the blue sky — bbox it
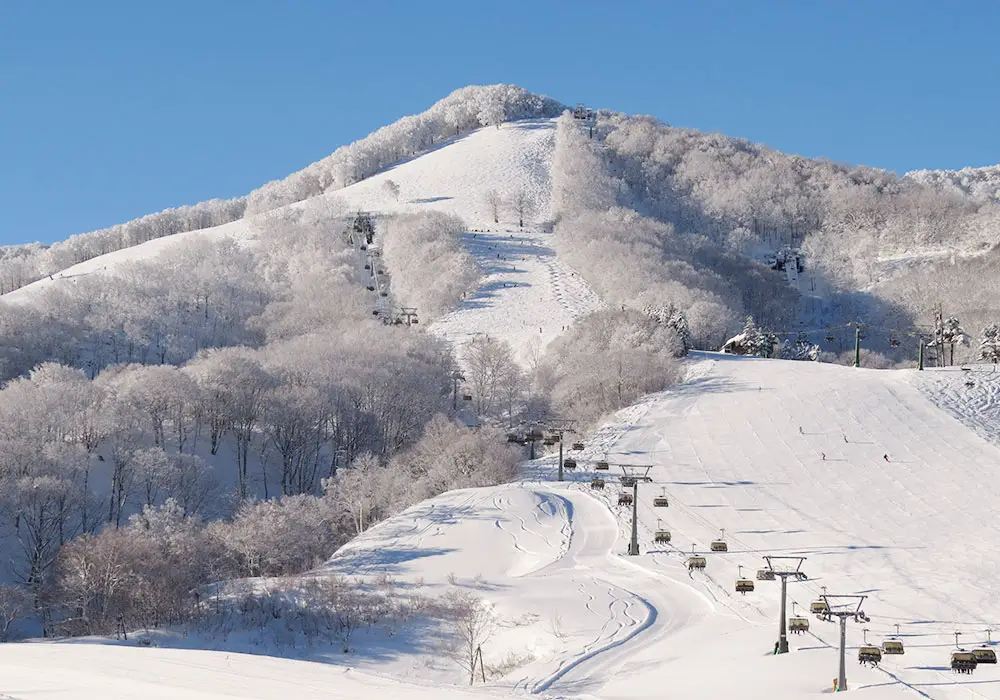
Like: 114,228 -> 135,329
2,0 -> 999,246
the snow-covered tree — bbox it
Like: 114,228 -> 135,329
980,323 -> 1000,363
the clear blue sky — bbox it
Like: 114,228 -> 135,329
2,0 -> 999,246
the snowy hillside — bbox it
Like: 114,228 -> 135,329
15,355 -> 1000,698
907,164 -> 1000,201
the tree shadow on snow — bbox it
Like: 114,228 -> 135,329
322,545 -> 458,574
410,196 -> 454,204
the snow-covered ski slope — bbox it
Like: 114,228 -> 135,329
304,355 -> 1000,700
2,117 -> 603,363
13,356 -> 1000,699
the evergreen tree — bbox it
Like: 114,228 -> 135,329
980,324 -> 1000,363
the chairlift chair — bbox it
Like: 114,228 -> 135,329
825,333 -> 836,343
653,487 -> 668,507
710,529 -> 728,552
526,428 -> 544,441
506,433 -> 522,444
686,547 -> 707,571
590,477 -> 605,490
462,394 -> 473,401
973,647 -> 997,664
882,639 -> 905,655
542,437 -> 556,446
411,318 -> 419,324
621,476 -> 636,488
366,285 -> 375,292
810,599 -> 830,615
550,433 -> 561,443
756,568 -> 776,581
618,491 -> 633,506
735,565 -> 754,594
595,460 -> 610,471
572,442 -> 584,451
654,519 -> 671,543
789,617 -> 810,633
563,458 -> 577,470
889,334 -> 900,347
858,645 -> 882,666
364,263 -> 370,270
952,650 -> 978,674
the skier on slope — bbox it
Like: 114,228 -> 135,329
883,454 -> 889,462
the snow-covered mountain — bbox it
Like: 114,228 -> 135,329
6,85 -> 1000,700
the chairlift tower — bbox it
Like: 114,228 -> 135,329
399,307 -> 418,327
763,556 -> 808,654
451,370 -> 466,411
616,465 -> 653,555
818,594 -> 869,692
545,419 -> 576,481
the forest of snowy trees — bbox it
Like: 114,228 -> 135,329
551,111 -> 1000,363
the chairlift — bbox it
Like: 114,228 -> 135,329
549,433 -> 561,443
506,433 -> 522,444
810,599 -> 830,615
756,568 -> 776,581
789,617 -> 810,633
889,333 -> 900,347
366,285 -> 375,292
825,332 -> 836,343
687,545 -> 706,571
526,428 -> 544,440
563,458 -> 577,470
858,645 -> 882,666
364,263 -> 371,270
462,394 -> 473,401
542,437 -> 556,446
883,639 -> 905,655
973,647 -> 997,664
380,290 -> 389,297
735,565 -> 754,595
590,477 -> 605,490
710,529 -> 728,553
952,650 -> 978,674
411,318 -> 419,325
572,442 -> 584,451
882,623 -> 904,655
653,488 -> 669,508
621,476 -> 636,488
595,460 -> 610,471
654,519 -> 671,543
618,491 -> 633,506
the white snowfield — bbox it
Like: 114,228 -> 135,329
9,355 -> 1000,698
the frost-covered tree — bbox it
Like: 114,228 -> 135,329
486,190 -> 501,224
980,323 -> 1000,363
780,333 -> 820,361
381,212 -> 478,319
382,179 -> 401,201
